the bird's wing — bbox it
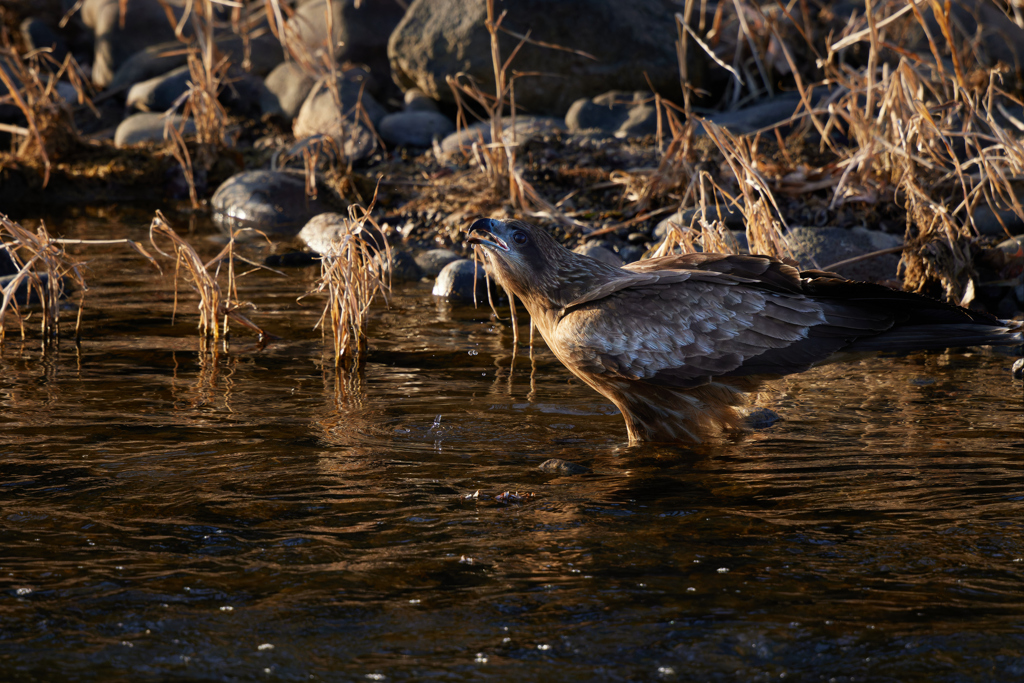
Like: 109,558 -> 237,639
552,266 -> 892,389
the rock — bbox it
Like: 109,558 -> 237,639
262,61 -> 316,121
107,34 -> 283,94
784,226 -> 902,282
297,213 -> 388,254
574,243 -> 622,268
287,0 -> 406,95
263,251 -> 319,268
432,259 -> 489,302
383,250 -> 424,282
415,248 -> 460,277
403,88 -> 440,112
379,110 -> 454,147
1,246 -> 17,276
389,0 -> 712,116
920,0 -> 1024,80
439,115 -> 565,155
212,171 -> 333,236
739,407 -> 782,430
618,245 -> 645,263
114,112 -> 194,147
971,206 -> 1024,237
293,70 -> 387,162
565,91 -> 658,138
654,206 -> 745,240
699,93 -> 804,136
1013,357 -> 1023,381
82,0 -> 186,88
126,65 -> 190,112
126,63 -> 268,115
0,273 -> 58,306
538,458 -> 591,475
20,18 -> 69,66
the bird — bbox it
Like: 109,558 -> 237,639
467,218 -> 1024,445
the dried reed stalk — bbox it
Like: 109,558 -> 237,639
307,197 -> 392,365
0,216 -> 86,344
149,211 -> 265,340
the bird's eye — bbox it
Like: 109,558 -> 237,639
512,231 -> 528,245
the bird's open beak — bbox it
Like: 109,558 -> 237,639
466,219 -> 510,252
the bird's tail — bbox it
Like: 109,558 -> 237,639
844,319 -> 1023,353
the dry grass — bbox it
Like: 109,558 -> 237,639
149,210 -> 266,341
304,188 -> 392,365
0,29 -> 95,185
0,215 -> 85,343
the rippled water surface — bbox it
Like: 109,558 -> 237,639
2,209 -> 1023,682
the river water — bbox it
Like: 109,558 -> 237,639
2,208 -> 1023,681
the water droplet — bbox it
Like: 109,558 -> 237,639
474,653 -> 488,664
468,349 -> 478,356
15,588 -> 32,596
220,606 -> 234,612
717,567 -> 729,573
257,643 -> 274,651
537,644 -> 551,651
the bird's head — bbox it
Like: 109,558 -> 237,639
466,218 -> 621,309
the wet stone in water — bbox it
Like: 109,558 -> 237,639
211,171 -> 333,237
432,259 -> 489,303
537,458 -> 591,475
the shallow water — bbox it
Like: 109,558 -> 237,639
2,208 -> 1023,682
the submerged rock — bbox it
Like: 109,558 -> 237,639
739,407 -> 782,430
211,171 -> 332,237
538,458 -> 591,475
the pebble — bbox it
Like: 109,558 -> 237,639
565,90 -> 658,138
439,116 -> 565,155
262,61 -> 316,122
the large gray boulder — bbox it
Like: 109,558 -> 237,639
287,0 -> 407,94
388,0 -> 711,116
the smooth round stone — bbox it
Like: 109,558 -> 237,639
262,61 -> 316,121
432,259 -> 489,302
414,248 -> 460,277
439,116 -> 565,155
785,226 -> 902,282
379,110 -> 454,147
297,213 -> 386,254
403,88 -> 439,112
126,65 -> 189,112
619,245 -> 645,263
114,112 -> 194,147
1013,358 -> 1023,381
383,250 -> 424,282
211,171 -> 332,237
574,243 -> 622,267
